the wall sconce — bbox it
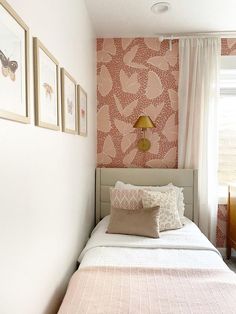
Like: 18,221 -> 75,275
133,115 -> 156,152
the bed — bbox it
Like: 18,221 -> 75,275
58,168 -> 236,314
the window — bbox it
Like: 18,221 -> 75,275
219,56 -> 236,187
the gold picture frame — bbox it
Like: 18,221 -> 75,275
61,68 -> 77,134
33,37 -> 60,130
0,0 -> 30,123
77,85 -> 87,136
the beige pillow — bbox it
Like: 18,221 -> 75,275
142,190 -> 182,232
107,206 -> 160,238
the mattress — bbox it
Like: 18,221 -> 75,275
58,216 -> 236,314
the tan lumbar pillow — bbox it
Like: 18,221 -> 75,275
106,206 -> 160,238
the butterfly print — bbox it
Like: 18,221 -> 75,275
123,45 -> 147,69
97,65 -> 112,96
97,39 -> 116,63
147,56 -> 169,71
0,50 -> 18,81
121,133 -> 137,153
67,98 -> 73,115
222,39 -> 236,55
123,148 -> 138,167
114,95 -> 138,117
43,83 -> 53,100
145,129 -> 160,155
142,103 -> 165,121
97,135 -> 116,165
144,38 -> 161,51
146,147 -> 177,168
121,38 -> 133,50
162,113 -> 177,142
168,89 -> 178,111
145,71 -> 163,99
120,70 -> 140,94
97,105 -> 111,133
146,44 -> 178,71
114,119 -> 133,135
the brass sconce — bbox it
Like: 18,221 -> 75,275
133,115 -> 156,152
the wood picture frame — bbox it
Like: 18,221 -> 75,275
0,0 -> 30,123
33,38 -> 60,130
77,85 -> 87,136
61,68 -> 77,134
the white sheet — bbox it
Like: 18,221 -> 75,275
78,216 -> 226,270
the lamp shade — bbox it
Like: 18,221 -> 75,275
133,115 -> 156,129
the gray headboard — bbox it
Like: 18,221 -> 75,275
96,168 -> 199,225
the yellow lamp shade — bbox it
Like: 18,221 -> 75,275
133,115 -> 156,129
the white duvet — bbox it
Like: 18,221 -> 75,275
79,216 -> 227,270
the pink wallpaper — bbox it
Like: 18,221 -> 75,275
216,204 -> 227,248
222,38 -> 236,55
97,38 -> 179,168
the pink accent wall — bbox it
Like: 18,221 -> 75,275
222,38 -> 236,55
97,38 -> 178,168
97,37 -> 236,247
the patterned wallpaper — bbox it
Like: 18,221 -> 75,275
221,38 -> 236,55
97,37 -> 236,248
97,38 -> 179,168
216,204 -> 227,248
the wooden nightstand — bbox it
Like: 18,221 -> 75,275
227,186 -> 236,259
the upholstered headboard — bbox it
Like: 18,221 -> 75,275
96,168 -> 199,225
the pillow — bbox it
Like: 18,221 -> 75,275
106,206 -> 160,238
165,183 -> 184,218
115,181 -> 185,219
142,190 -> 182,231
110,188 -> 143,210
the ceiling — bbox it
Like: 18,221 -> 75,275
85,0 -> 236,38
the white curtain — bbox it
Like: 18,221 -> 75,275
178,38 -> 221,244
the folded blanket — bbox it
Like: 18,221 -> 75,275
58,266 -> 236,314
78,216 -> 220,262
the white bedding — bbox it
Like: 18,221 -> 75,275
78,216 -> 227,270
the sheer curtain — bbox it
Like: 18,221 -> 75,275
178,38 -> 221,244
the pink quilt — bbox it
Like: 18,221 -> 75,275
58,266 -> 236,314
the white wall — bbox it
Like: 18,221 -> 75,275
0,1 -> 96,313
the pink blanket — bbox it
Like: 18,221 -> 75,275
58,266 -> 236,314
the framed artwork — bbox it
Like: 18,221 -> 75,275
61,68 -> 77,134
77,85 -> 87,136
33,38 -> 60,130
0,0 -> 30,123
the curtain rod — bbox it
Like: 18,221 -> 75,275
156,31 -> 236,41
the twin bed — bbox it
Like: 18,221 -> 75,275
59,168 -> 236,314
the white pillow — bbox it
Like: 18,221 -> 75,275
115,181 -> 185,219
142,190 -> 182,231
167,183 -> 185,219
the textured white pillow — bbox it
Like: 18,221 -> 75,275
167,183 -> 185,219
115,181 -> 185,219
142,190 -> 182,231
